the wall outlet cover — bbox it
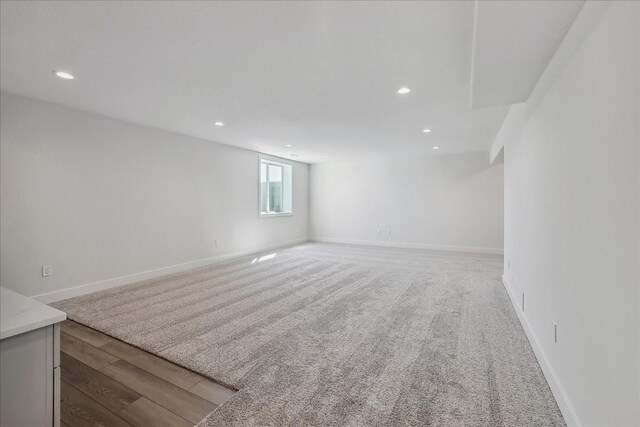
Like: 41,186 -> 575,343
42,265 -> 52,277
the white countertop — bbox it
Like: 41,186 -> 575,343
0,287 -> 66,340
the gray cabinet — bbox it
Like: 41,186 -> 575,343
0,287 -> 66,427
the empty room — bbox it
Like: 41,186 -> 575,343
0,1 -> 638,426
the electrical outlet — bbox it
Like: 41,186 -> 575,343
42,265 -> 52,277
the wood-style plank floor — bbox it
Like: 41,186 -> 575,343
60,320 -> 236,427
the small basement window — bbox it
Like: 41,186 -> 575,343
260,158 -> 293,216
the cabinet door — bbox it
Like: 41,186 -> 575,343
53,366 -> 61,427
0,325 -> 54,427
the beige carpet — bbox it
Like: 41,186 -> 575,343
53,242 -> 564,426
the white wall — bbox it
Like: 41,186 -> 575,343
310,152 -> 504,253
503,2 -> 639,426
0,92 -> 309,300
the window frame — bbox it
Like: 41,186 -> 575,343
259,156 -> 293,218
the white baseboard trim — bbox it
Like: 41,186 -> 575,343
502,274 -> 581,427
311,237 -> 504,255
32,238 -> 309,304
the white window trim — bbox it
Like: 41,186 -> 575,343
259,156 -> 294,218
260,212 -> 294,218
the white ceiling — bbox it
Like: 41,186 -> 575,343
470,0 -> 584,110
1,1 -> 579,164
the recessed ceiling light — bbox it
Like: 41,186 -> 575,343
422,128 -> 432,133
285,144 -> 293,148
54,71 -> 74,80
432,146 -> 440,150
290,154 -> 299,157
213,121 -> 224,126
397,87 -> 411,95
